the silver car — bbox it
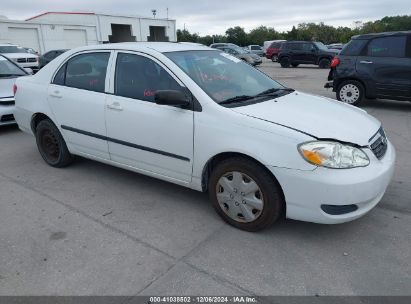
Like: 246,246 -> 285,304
0,54 -> 29,126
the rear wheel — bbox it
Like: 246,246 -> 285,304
35,119 -> 74,167
291,63 -> 299,68
208,157 -> 284,231
280,57 -> 290,68
271,55 -> 278,62
319,58 -> 331,69
337,80 -> 364,106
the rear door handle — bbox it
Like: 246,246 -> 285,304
107,102 -> 123,111
49,90 -> 62,98
360,60 -> 373,64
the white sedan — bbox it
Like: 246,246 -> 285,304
13,43 -> 395,231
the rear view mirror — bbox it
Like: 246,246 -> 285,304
155,90 -> 190,107
24,68 -> 33,74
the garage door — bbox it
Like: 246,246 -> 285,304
64,29 -> 88,49
8,27 -> 40,53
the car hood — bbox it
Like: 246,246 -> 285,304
230,91 -> 380,146
2,53 -> 38,59
0,78 -> 16,99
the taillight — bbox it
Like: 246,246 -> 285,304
330,57 -> 340,68
12,84 -> 17,96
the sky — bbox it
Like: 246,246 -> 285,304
1,0 -> 410,35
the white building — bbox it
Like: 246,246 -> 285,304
0,12 -> 177,54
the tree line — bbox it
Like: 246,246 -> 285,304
177,15 -> 411,46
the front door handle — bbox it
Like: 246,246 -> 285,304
107,102 -> 123,111
360,60 -> 373,64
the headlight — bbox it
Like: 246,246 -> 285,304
298,141 -> 370,169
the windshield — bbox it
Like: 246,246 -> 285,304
313,42 -> 329,51
165,50 -> 288,105
0,57 -> 26,77
0,46 -> 29,54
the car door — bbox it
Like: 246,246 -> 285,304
105,51 -> 194,183
48,51 -> 112,159
356,35 -> 411,98
288,43 -> 304,62
302,43 -> 318,64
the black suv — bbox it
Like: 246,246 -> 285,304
325,31 -> 411,105
278,41 -> 337,68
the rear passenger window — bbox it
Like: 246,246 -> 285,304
115,53 -> 183,102
288,43 -> 302,51
340,39 -> 367,56
52,52 -> 110,93
367,36 -> 406,57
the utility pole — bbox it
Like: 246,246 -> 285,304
166,7 -> 169,19
151,9 -> 157,19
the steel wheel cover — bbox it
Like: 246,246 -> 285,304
340,84 -> 360,104
216,171 -> 264,223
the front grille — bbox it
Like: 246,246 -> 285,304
369,127 -> 388,159
0,114 -> 14,122
27,58 -> 37,63
17,58 -> 27,63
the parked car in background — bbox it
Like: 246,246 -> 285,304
327,43 -> 344,50
265,41 -> 285,62
14,43 -> 395,231
39,49 -> 69,68
245,45 -> 264,57
278,41 -> 338,68
0,54 -> 29,126
0,44 -> 39,73
216,45 -> 262,66
325,31 -> 411,106
209,43 -> 238,48
263,40 -> 286,54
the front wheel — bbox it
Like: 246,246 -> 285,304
35,119 -> 74,167
208,157 -> 284,231
336,80 -> 365,106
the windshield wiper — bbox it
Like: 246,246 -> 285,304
0,74 -> 24,77
255,87 -> 295,97
219,95 -> 255,105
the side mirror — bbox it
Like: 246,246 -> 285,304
24,68 -> 33,74
155,90 -> 190,107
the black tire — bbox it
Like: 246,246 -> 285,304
336,80 -> 365,106
291,63 -> 299,68
318,58 -> 331,69
280,57 -> 290,68
35,119 -> 74,167
208,157 -> 284,232
271,55 -> 278,62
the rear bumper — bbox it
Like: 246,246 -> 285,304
269,141 -> 396,224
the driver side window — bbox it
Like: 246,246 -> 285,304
115,53 -> 183,102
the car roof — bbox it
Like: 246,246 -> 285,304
352,30 -> 411,40
69,42 -> 212,54
284,41 -> 313,44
